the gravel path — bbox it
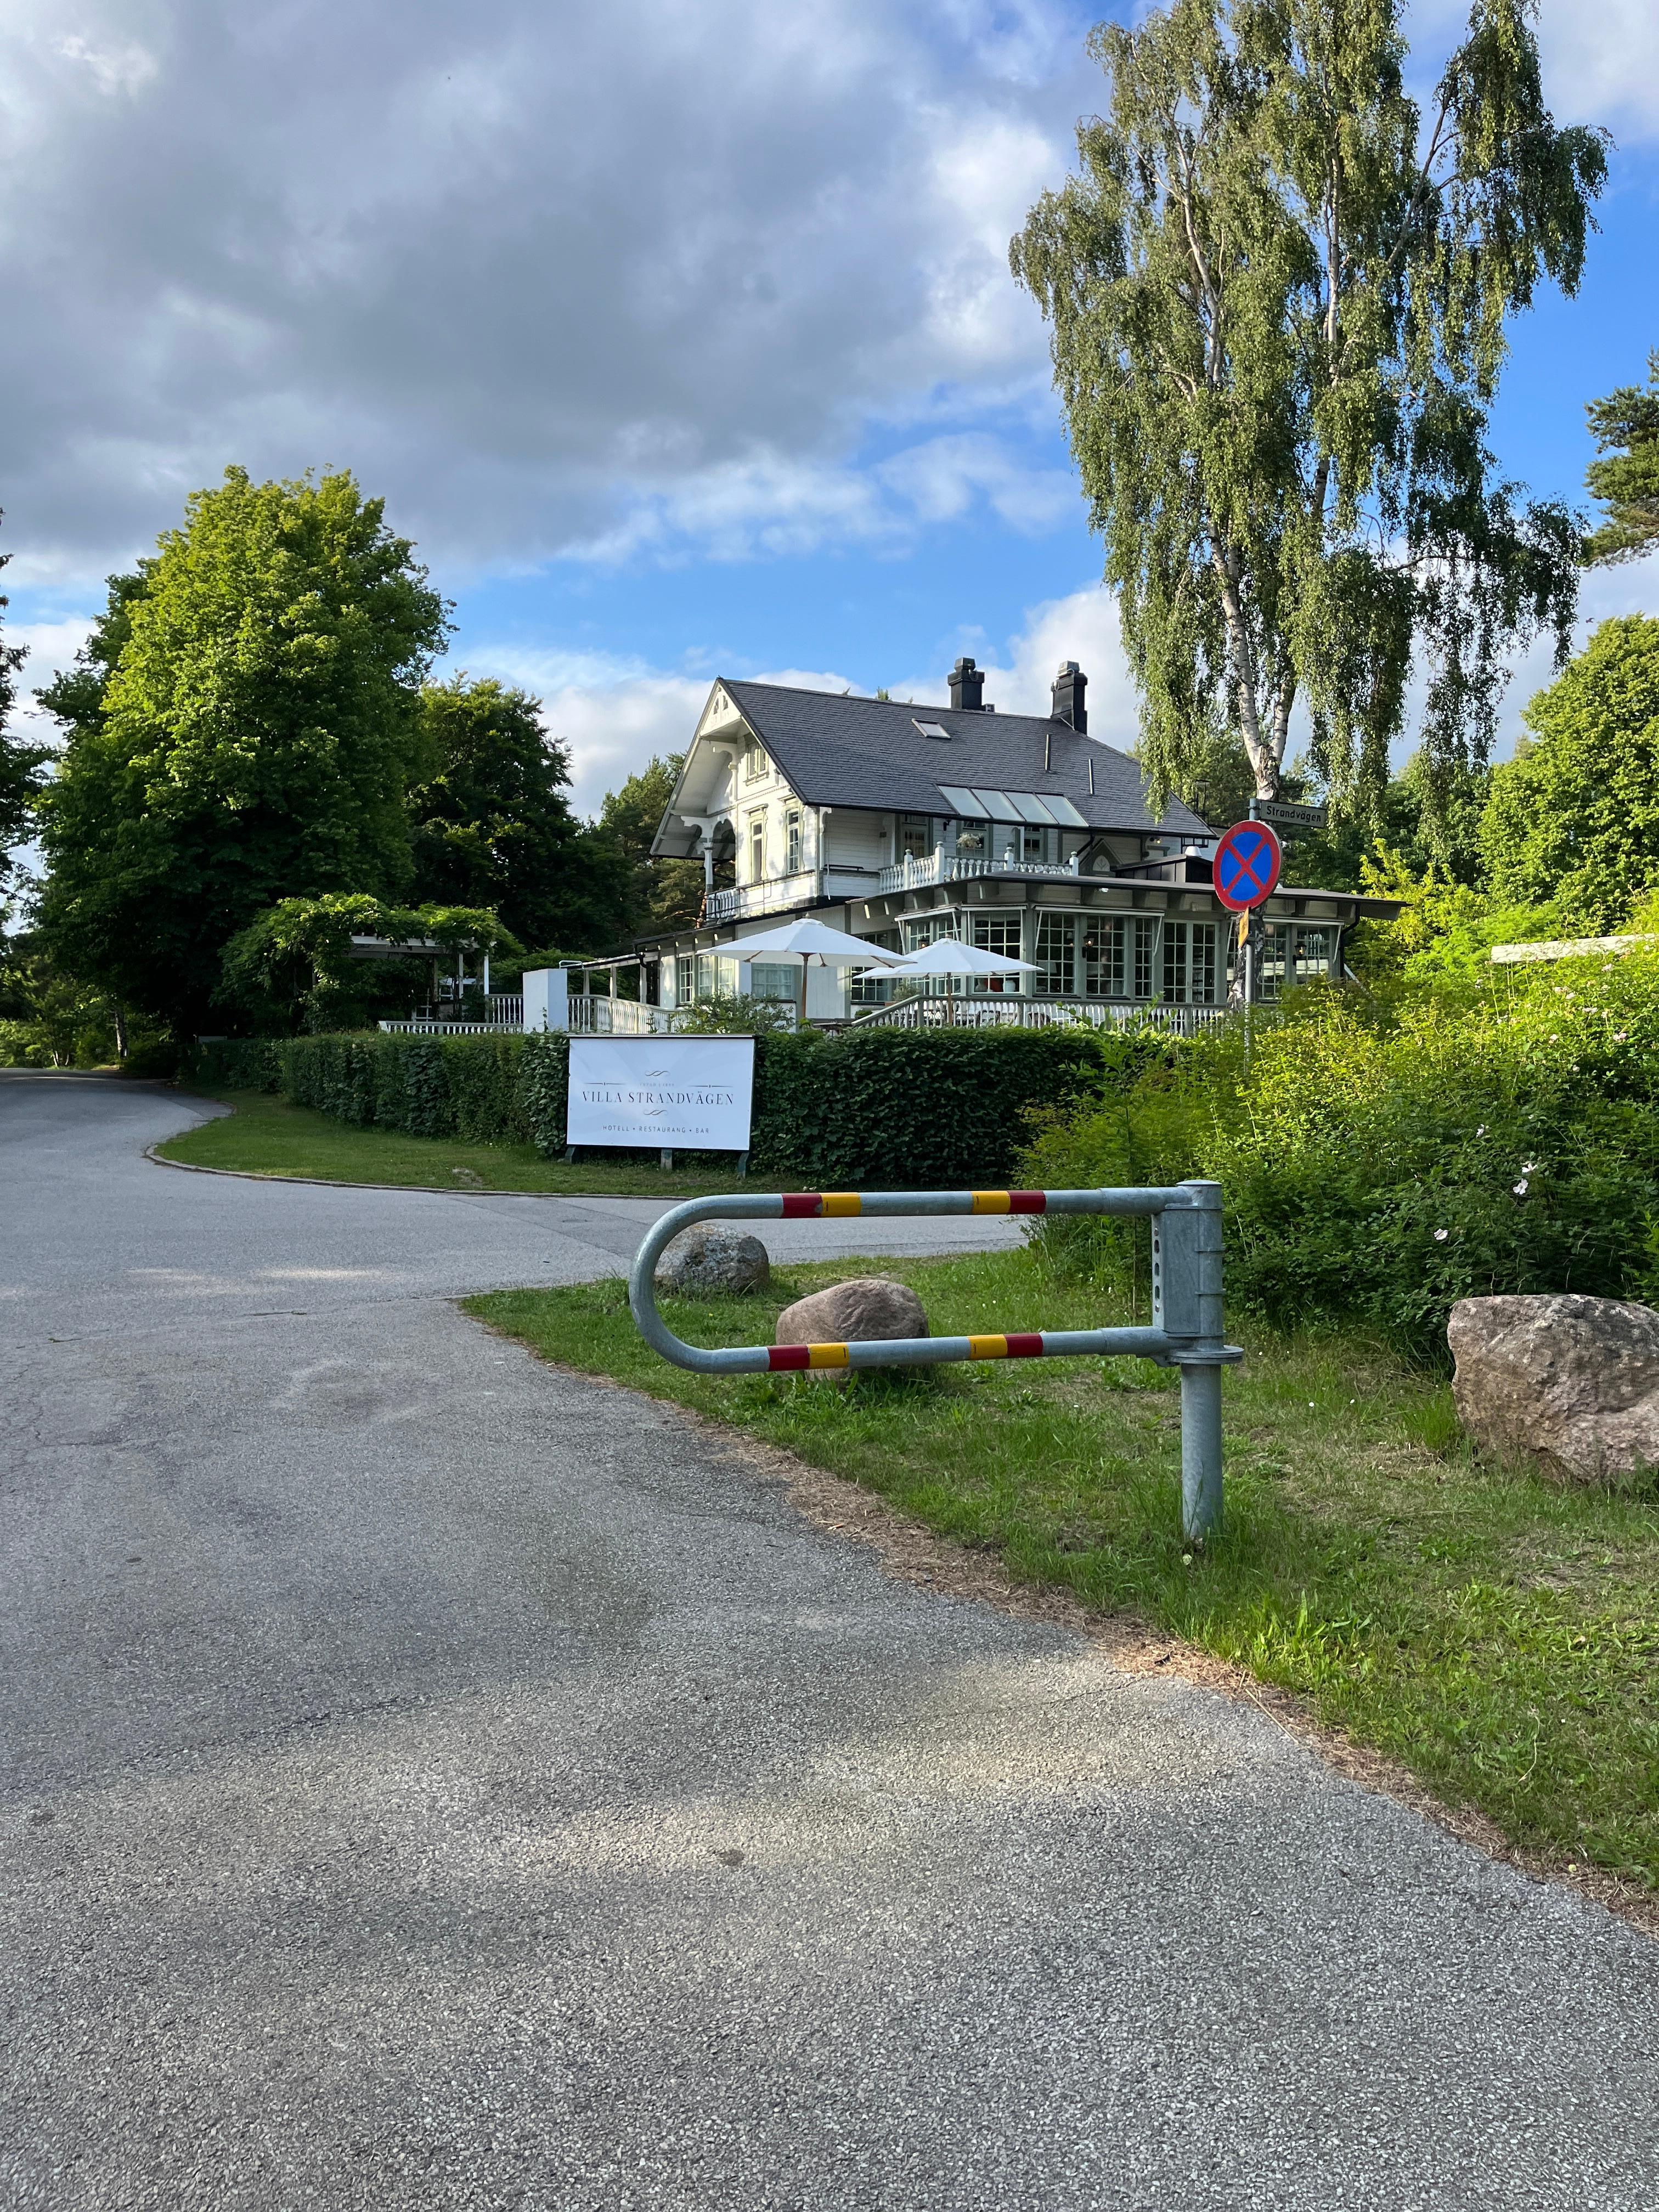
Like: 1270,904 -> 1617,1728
2,1071 -> 1655,2210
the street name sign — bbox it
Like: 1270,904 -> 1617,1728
1251,798 -> 1328,832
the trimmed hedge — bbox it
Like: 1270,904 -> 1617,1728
187,1024 -> 1112,1186
749,1028 -> 1105,1187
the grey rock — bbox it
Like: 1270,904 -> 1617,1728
1447,1293 -> 1659,1484
654,1222 -> 770,1295
775,1276 -> 929,1359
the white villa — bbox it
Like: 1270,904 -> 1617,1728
567,656 -> 1394,1031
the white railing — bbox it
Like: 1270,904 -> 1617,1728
380,991 -> 524,1035
379,1020 -> 518,1036
567,995 -> 677,1035
703,870 -> 822,924
876,850 -> 1086,895
850,995 -> 1231,1035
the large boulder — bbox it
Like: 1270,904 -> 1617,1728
654,1223 -> 770,1296
774,1277 -> 929,1364
1447,1294 -> 1659,1485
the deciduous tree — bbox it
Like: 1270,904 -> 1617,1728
1011,0 -> 1607,817
408,675 -> 623,950
596,754 -> 704,934
35,469 -> 448,1034
1480,616 -> 1659,929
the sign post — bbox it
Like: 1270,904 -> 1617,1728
1211,817 -> 1283,1048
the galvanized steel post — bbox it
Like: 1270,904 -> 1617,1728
1152,1179 -> 1227,1542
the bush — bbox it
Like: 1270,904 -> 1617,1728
190,1038 -> 285,1091
1022,962 -> 1659,1361
187,1021 -> 1120,1185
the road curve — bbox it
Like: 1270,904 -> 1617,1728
2,1073 -> 1655,2210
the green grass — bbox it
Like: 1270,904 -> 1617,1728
159,1087 -> 792,1197
470,1248 -> 1659,1895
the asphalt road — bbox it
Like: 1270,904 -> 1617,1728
2,1072 -> 1656,2210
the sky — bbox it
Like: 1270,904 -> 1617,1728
3,0 -> 1658,828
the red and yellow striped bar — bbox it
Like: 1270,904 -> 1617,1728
771,1332 -> 1046,1370
778,1192 -> 864,1218
970,1190 -> 1048,1215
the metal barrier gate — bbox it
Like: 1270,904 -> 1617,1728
628,1179 -> 1243,1541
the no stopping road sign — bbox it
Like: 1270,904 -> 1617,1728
1212,819 -> 1282,912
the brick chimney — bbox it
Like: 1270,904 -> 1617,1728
949,656 -> 986,712
1051,661 -> 1087,734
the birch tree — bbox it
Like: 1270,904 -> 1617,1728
1011,0 -> 1607,812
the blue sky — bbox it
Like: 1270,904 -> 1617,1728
5,0 -> 1658,821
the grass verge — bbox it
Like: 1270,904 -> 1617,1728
470,1246 -> 1659,1903
156,1088 -> 791,1197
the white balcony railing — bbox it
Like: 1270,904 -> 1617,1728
850,995 -> 1231,1035
876,850 -> 1085,895
567,995 -> 677,1035
702,869 -> 822,924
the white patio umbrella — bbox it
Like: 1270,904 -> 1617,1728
883,937 -> 1039,1024
728,917 -> 902,1028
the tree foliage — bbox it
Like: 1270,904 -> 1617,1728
1480,615 -> 1659,930
0,511 -> 49,893
1288,747 -> 1490,889
1010,0 -> 1607,814
597,754 -> 705,934
35,469 -> 448,1035
1583,349 -> 1659,567
218,893 -> 520,1035
408,675 -> 625,950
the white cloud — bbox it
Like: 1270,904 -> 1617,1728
1533,0 -> 1659,142
0,0 -> 1093,588
883,582 -> 1137,747
55,33 -> 160,99
1408,0 -> 1659,141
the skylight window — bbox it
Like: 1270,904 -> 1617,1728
939,784 -> 1092,825
912,719 -> 950,741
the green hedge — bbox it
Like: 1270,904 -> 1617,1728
187,1024 -> 1114,1186
749,1028 -> 1106,1186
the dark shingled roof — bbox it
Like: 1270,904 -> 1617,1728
720,680 -> 1209,839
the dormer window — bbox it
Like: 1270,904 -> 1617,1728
743,739 -> 769,781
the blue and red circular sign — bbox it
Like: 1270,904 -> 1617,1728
1212,818 -> 1282,912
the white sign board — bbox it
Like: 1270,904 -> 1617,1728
566,1036 -> 754,1151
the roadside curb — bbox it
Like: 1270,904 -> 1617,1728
141,1144 -> 665,1201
